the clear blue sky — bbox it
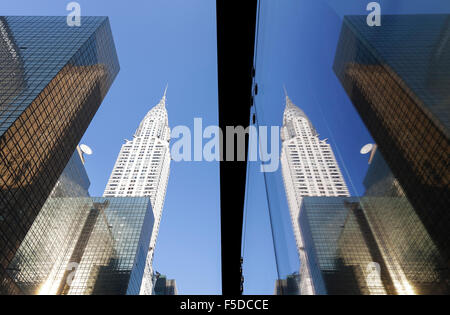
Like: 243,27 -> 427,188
2,0 -> 450,296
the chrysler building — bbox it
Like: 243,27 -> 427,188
104,86 -> 171,294
280,91 -> 349,295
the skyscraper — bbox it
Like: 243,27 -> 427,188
274,273 -> 300,295
153,274 -> 178,295
6,143 -> 155,295
63,197 -> 154,295
280,92 -> 350,295
5,146 -> 92,295
298,196 -> 391,295
0,16 -> 119,294
0,17 -> 26,107
360,149 -> 447,294
333,14 -> 450,291
103,87 -> 171,294
296,150 -> 449,295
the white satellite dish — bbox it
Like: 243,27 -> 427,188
360,143 -> 374,155
80,144 -> 93,155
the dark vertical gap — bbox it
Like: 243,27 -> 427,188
216,0 -> 258,295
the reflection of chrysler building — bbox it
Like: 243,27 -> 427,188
104,86 -> 171,294
280,91 -> 349,295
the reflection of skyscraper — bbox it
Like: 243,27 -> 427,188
103,88 -> 171,294
295,147 -> 448,295
360,149 -> 448,294
0,16 -> 119,294
298,196 -> 393,295
280,92 -> 349,295
333,14 -> 450,290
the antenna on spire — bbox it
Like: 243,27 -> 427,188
163,83 -> 168,100
283,84 -> 291,106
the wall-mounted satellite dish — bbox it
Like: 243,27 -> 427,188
80,144 -> 93,155
360,143 -> 374,155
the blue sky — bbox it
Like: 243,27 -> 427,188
3,0 -> 450,296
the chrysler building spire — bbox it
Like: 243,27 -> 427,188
104,87 -> 171,295
280,91 -> 349,295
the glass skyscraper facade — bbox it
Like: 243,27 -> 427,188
5,147 -> 92,295
11,196 -> 154,295
4,147 -> 154,295
295,145 -> 448,295
0,16 -> 119,294
333,14 -> 449,294
153,274 -> 178,295
361,149 -> 446,294
299,196 -> 389,295
64,197 -> 154,295
274,273 -> 300,295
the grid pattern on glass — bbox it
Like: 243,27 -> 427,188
9,195 -> 154,295
299,197 -> 390,295
0,16 -> 119,294
65,197 -> 154,295
299,152 -> 447,295
5,150 -> 91,295
333,14 -> 449,294
361,150 -> 444,295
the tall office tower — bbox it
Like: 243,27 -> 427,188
0,16 -> 119,294
298,196 -> 391,295
153,274 -> 178,295
6,146 -> 92,294
360,149 -> 447,294
0,17 -> 26,107
64,197 -> 154,295
333,14 -> 450,291
280,92 -> 350,295
292,148 -> 447,295
6,144 -> 155,295
103,88 -> 171,294
274,273 -> 300,295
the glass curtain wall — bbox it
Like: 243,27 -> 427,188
243,0 -> 450,295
